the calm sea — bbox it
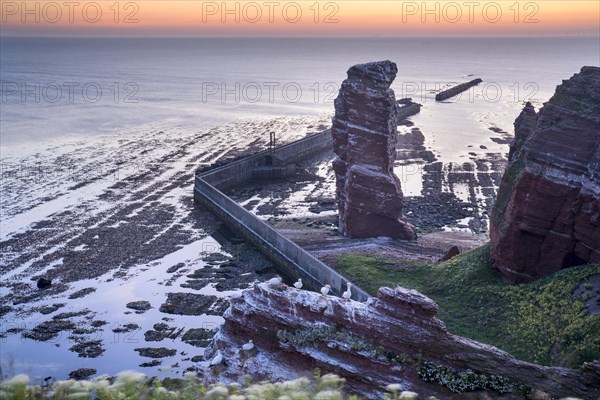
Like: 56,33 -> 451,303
1,36 -> 599,150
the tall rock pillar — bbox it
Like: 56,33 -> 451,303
332,60 -> 417,240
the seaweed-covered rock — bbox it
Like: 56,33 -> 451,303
68,368 -> 97,380
126,301 -> 152,312
159,293 -> 228,316
134,347 -> 177,358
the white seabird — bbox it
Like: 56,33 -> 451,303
227,292 -> 243,300
342,282 -> 352,299
320,284 -> 331,296
241,340 -> 255,351
209,350 -> 223,367
293,278 -> 303,289
267,276 -> 282,286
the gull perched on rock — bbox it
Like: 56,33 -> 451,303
293,278 -> 303,289
241,340 -> 254,351
267,276 -> 282,286
320,284 -> 331,296
227,292 -> 243,301
209,350 -> 223,367
342,282 -> 352,299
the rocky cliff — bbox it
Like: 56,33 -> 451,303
204,283 -> 600,399
331,60 -> 417,239
490,66 -> 600,283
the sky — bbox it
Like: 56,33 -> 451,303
1,0 -> 599,37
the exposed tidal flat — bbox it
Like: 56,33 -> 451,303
0,116 -> 329,378
0,106 -> 505,379
1,37 -> 599,383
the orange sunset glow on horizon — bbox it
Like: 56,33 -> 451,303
1,0 -> 599,37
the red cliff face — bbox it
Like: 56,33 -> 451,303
205,283 -> 600,399
331,61 -> 417,240
490,66 -> 600,283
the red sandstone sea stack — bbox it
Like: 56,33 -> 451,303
490,66 -> 600,283
331,60 -> 417,240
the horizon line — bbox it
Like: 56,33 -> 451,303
2,33 -> 599,39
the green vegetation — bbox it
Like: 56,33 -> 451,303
0,371 -> 430,400
277,325 -> 519,395
417,361 -> 513,394
549,81 -> 600,116
278,324 -> 374,352
335,244 -> 600,367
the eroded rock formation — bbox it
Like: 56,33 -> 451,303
205,283 -> 600,399
491,66 -> 600,283
332,60 -> 417,239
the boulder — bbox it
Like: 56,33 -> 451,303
439,246 -> 461,262
36,278 -> 52,289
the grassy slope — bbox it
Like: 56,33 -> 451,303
335,244 -> 600,367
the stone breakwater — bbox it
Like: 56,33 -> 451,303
490,66 -> 600,283
396,98 -> 422,122
435,78 -> 483,101
332,60 -> 417,240
205,283 -> 600,399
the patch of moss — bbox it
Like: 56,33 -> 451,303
418,361 -> 513,394
549,81 -> 600,116
335,245 -> 600,367
278,324 -> 373,353
278,324 -> 518,394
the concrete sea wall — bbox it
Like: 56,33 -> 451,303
194,130 -> 370,301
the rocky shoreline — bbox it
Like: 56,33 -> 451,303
2,96 -> 512,380
205,282 -> 600,399
1,117 -> 325,378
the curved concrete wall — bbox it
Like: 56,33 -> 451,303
194,130 -> 369,301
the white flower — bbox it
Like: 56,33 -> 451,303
70,381 -> 94,393
205,385 -> 229,398
280,377 -> 309,391
67,393 -> 90,399
399,391 -> 418,400
319,374 -> 345,388
246,382 -> 275,397
229,395 -> 246,400
112,370 -> 146,386
1,374 -> 30,388
54,379 -> 76,389
314,390 -> 343,400
386,383 -> 402,392
183,372 -> 197,380
93,379 -> 110,389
